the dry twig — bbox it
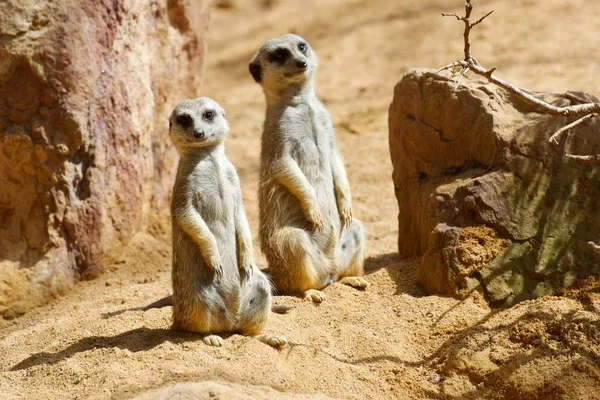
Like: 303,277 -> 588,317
565,153 -> 600,163
439,0 -> 600,162
548,113 -> 597,144
588,241 -> 600,254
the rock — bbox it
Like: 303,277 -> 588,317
389,69 -> 600,306
0,0 -> 209,321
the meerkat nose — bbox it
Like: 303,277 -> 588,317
296,60 -> 307,69
193,130 -> 205,139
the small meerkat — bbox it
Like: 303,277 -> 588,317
168,97 -> 286,347
249,34 -> 367,303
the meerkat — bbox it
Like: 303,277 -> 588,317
168,97 -> 287,347
248,34 -> 368,303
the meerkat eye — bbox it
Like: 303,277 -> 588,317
298,43 -> 307,53
176,114 -> 192,129
203,110 -> 215,122
269,48 -> 290,63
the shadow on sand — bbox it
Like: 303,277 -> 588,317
10,327 -> 199,371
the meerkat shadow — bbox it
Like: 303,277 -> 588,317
261,254 -> 422,297
364,253 -> 425,296
10,327 -> 199,371
101,295 -> 173,319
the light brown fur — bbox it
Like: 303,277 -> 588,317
249,35 -> 367,302
169,97 -> 286,347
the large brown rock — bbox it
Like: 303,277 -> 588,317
389,69 -> 600,306
0,0 -> 209,321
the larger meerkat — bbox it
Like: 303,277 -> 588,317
249,34 -> 367,303
169,97 -> 286,347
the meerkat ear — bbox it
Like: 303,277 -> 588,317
249,62 -> 262,83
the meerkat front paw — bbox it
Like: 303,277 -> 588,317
339,203 -> 353,228
305,206 -> 324,230
257,334 -> 288,348
239,260 -> 254,281
208,255 -> 224,281
339,276 -> 369,289
304,289 -> 327,303
203,334 -> 224,347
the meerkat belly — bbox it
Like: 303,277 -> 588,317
293,138 -> 337,216
195,175 -> 238,276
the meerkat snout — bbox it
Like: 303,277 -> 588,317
168,97 -> 228,154
193,130 -> 205,139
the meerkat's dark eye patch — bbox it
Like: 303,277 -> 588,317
203,110 -> 215,122
176,114 -> 192,129
268,48 -> 290,64
298,43 -> 307,53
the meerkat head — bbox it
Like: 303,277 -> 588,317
248,34 -> 317,95
168,97 -> 229,155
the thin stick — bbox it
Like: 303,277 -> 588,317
471,10 -> 494,27
565,153 -> 600,163
454,67 -> 470,89
548,113 -> 596,144
464,61 -> 600,116
436,61 -> 463,74
588,241 -> 600,254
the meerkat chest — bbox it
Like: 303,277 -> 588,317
288,105 -> 332,169
190,161 -> 235,221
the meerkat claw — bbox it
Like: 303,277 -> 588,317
307,208 -> 323,230
203,335 -> 224,347
240,263 -> 253,281
304,289 -> 327,303
339,276 -> 369,289
257,334 -> 288,348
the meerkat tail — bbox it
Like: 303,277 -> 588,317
271,305 -> 293,314
141,295 -> 173,311
142,295 -> 290,314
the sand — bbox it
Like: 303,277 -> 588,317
1,0 -> 600,398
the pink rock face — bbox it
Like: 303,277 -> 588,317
0,0 -> 209,320
389,69 -> 600,306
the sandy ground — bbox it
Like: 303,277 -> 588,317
2,0 -> 600,399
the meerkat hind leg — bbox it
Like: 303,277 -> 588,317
336,220 -> 368,289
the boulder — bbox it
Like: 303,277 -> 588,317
0,0 -> 209,321
389,69 -> 600,305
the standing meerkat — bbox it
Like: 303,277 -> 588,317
169,97 -> 286,347
249,34 -> 367,303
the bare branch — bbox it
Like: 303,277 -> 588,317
564,153 -> 600,163
588,241 -> 600,254
454,67 -> 470,89
441,12 -> 465,21
548,113 -> 596,144
436,61 -> 464,74
438,0 -> 600,166
485,67 -> 497,76
465,62 -> 600,116
471,10 -> 494,27
438,1 -> 600,117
